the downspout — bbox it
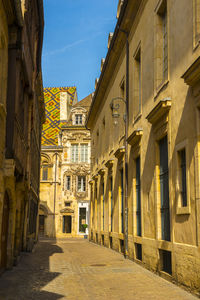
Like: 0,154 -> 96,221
125,33 -> 129,258
53,153 -> 58,237
118,28 -> 129,258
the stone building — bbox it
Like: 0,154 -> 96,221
87,0 -> 200,294
0,0 -> 44,272
40,89 -> 91,238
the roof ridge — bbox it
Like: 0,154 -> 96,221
44,86 -> 76,89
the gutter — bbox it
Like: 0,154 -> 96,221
86,0 -> 128,128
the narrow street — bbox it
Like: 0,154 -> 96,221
0,238 -> 197,300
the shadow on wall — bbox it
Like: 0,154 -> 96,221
0,238 -> 64,299
39,202 -> 56,238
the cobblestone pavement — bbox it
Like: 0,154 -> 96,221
0,238 -> 198,300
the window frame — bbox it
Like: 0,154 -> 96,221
154,0 -> 169,93
175,140 -> 191,215
64,175 -> 71,191
77,176 -> 86,192
133,43 -> 142,120
71,144 -> 79,163
75,114 -> 83,125
80,143 -> 88,163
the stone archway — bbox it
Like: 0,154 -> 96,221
0,191 -> 10,270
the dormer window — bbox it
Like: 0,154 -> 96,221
75,114 -> 83,125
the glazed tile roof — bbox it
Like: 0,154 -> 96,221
42,87 -> 77,146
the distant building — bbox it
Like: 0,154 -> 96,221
0,0 -> 44,271
40,89 -> 92,237
87,0 -> 200,294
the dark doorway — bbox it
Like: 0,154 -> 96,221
63,216 -> 72,233
1,192 -> 9,270
79,207 -> 86,233
39,215 -> 45,236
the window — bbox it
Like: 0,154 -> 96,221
42,166 -> 48,181
65,176 -> 71,191
162,8 -> 168,81
136,156 -> 141,236
80,144 -> 88,162
155,0 -> 168,89
75,114 -> 83,125
102,181 -> 105,231
179,149 -> 187,207
133,46 -> 142,117
65,202 -> 71,207
77,176 -> 86,192
159,136 -> 170,241
71,144 -> 78,162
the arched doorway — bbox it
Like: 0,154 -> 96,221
1,192 -> 10,269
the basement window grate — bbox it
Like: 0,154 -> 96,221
160,249 -> 172,275
110,237 -> 113,249
120,239 -> 124,253
135,243 -> 142,261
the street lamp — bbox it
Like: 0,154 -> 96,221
110,95 -> 128,258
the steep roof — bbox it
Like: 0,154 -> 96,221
42,87 -> 77,146
73,93 -> 92,109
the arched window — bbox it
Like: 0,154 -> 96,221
41,160 -> 49,181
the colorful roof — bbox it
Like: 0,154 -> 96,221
42,87 -> 77,146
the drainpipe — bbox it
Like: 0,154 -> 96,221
53,153 -> 58,237
119,28 -> 129,258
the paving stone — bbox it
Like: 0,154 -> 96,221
0,238 -> 198,300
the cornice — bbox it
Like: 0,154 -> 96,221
114,147 -> 125,159
182,56 -> 200,87
105,159 -> 114,168
146,98 -> 171,125
127,129 -> 143,147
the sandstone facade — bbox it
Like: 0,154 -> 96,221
0,0 -> 44,272
40,92 -> 92,238
87,0 -> 200,294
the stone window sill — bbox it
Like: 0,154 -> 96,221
176,206 -> 191,215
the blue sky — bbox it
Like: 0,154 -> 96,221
42,0 -> 118,101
